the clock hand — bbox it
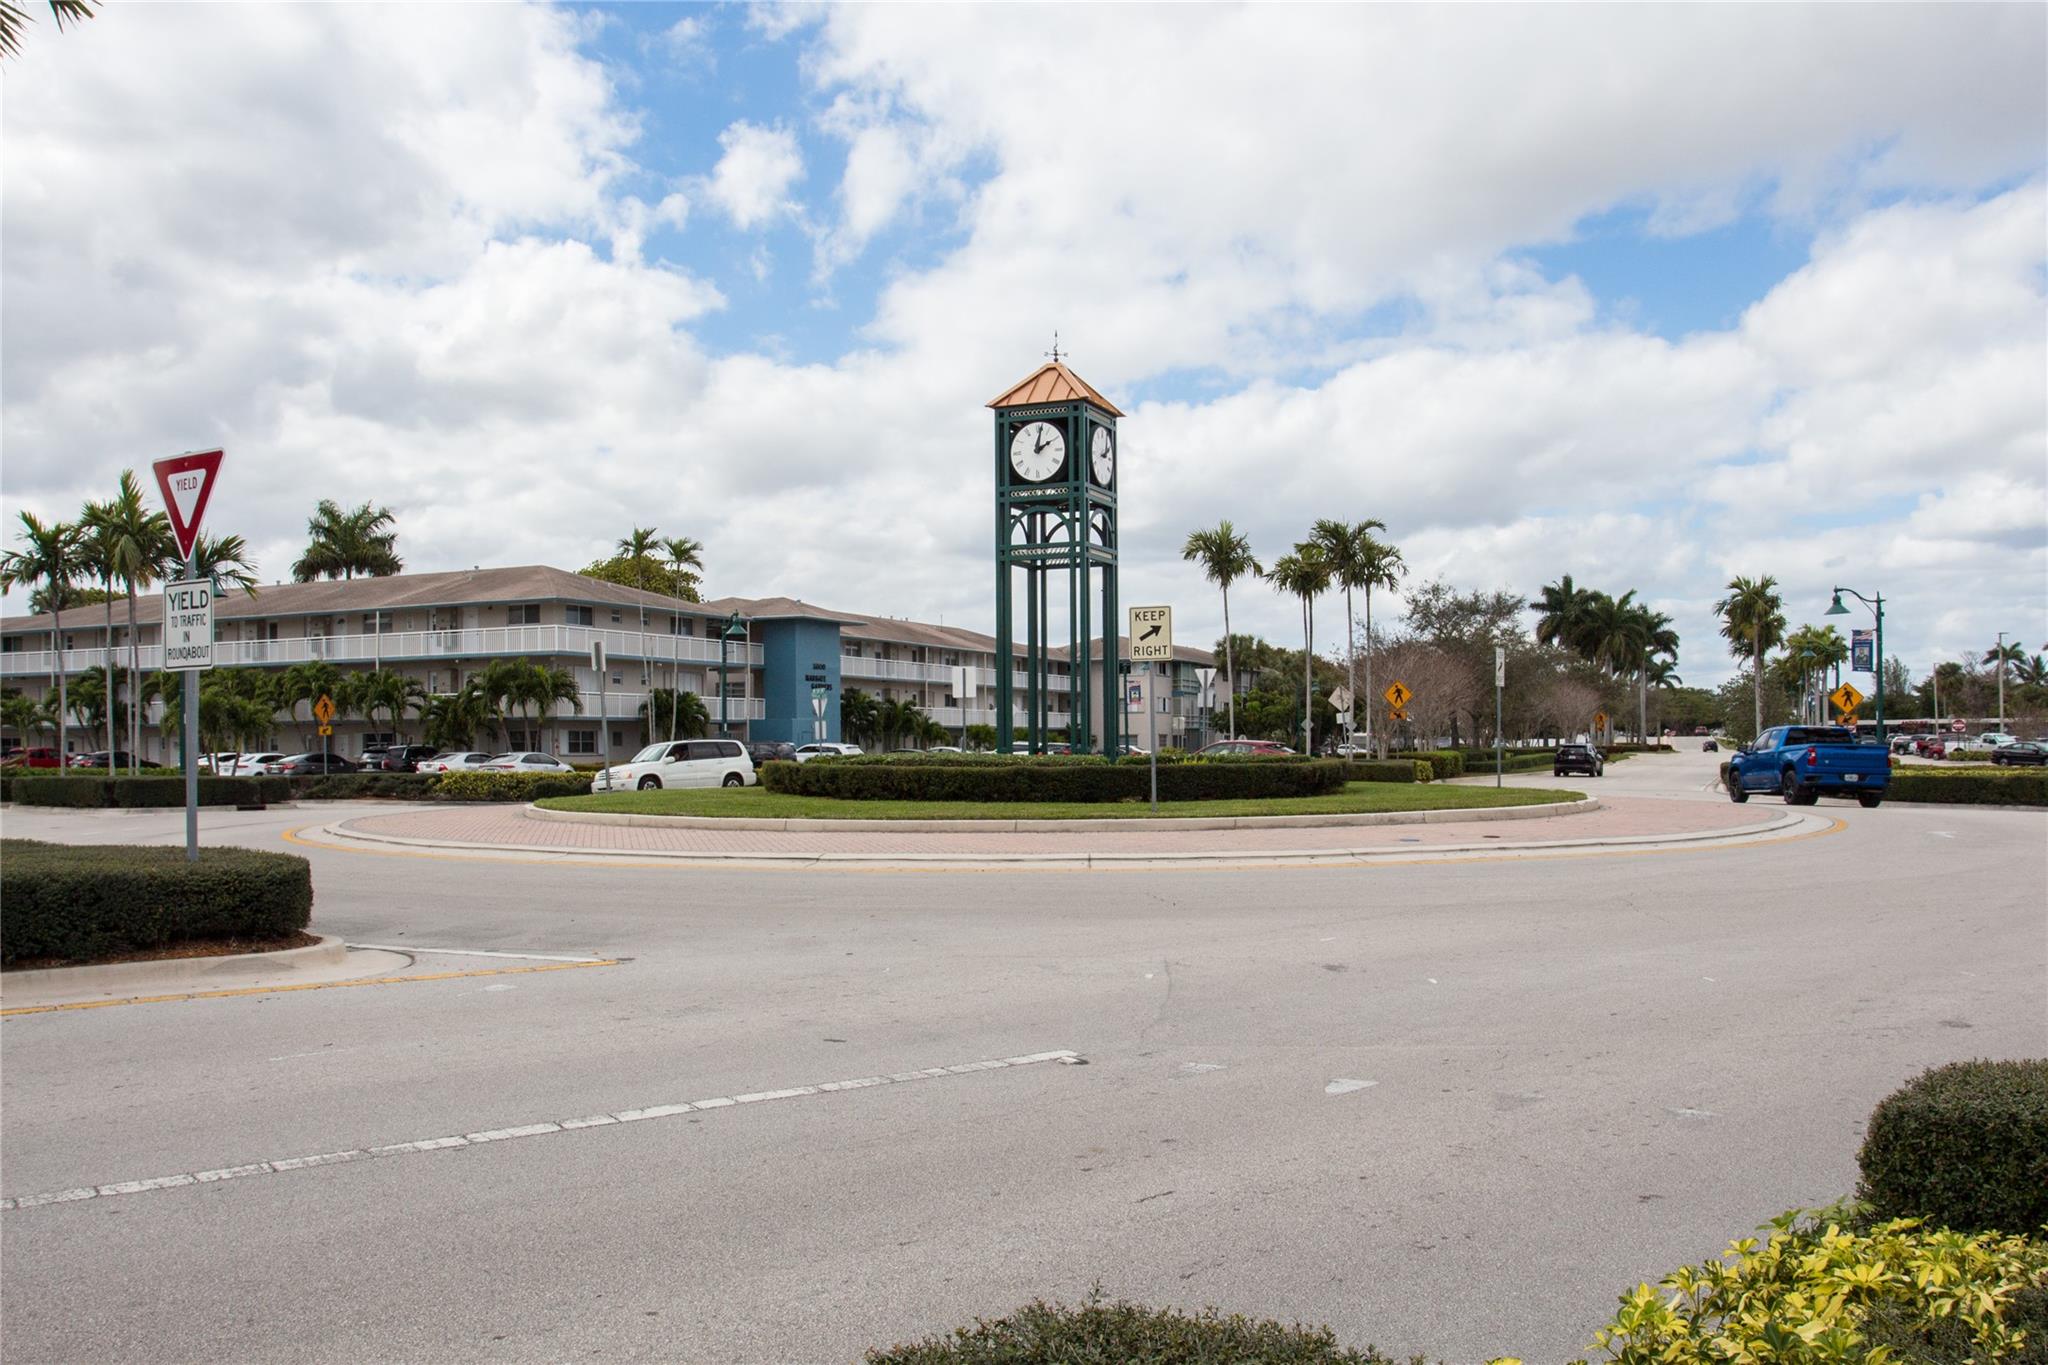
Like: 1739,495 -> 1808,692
1033,432 -> 1048,454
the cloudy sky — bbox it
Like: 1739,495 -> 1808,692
3,2 -> 2043,684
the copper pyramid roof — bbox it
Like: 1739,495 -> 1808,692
986,362 -> 1124,417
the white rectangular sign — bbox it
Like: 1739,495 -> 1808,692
164,578 -> 215,671
1128,604 -> 1174,661
1495,646 -> 1506,688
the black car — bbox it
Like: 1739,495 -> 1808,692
268,753 -> 360,776
747,740 -> 797,767
1554,744 -> 1604,777
71,750 -> 140,770
1701,739 -> 1719,753
377,744 -> 440,773
1991,742 -> 2047,767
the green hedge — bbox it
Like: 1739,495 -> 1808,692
1461,752 -> 1557,775
763,755 -> 1348,802
0,839 -> 314,966
1345,760 -> 1427,783
1857,1059 -> 2048,1235
10,776 -> 286,808
432,770 -> 593,801
866,1295 -> 1411,1364
1392,749 -> 1463,779
292,772 -> 443,800
1888,770 -> 2047,807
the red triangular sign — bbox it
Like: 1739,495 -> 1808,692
152,449 -> 225,564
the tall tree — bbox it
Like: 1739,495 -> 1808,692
1355,533 -> 1405,756
94,472 -> 175,772
1533,575 -> 1597,655
1309,517 -> 1388,753
191,533 -> 261,597
77,499 -> 123,761
292,499 -> 402,581
1628,603 -> 1679,742
0,0 -> 98,59
1,511 -> 82,770
1716,576 -> 1786,738
638,689 -> 709,744
1181,521 -> 1262,740
1266,545 -> 1332,754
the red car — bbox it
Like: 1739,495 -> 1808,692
1196,740 -> 1294,757
1,747 -> 63,768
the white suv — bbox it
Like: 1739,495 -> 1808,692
600,738 -> 756,790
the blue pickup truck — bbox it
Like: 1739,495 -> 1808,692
1725,725 -> 1890,807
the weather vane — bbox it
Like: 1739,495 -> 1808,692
1045,331 -> 1066,365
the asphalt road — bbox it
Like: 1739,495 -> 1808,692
3,750 -> 2043,1363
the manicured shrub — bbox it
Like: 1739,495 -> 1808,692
1888,770 -> 2047,807
8,777 -> 107,807
763,755 -> 1348,802
9,776 -> 286,808
1461,753 -> 1557,775
433,770 -> 593,801
292,772 -> 442,800
1393,750 -> 1464,779
866,1294 -> 1421,1364
1857,1059 -> 2048,1235
1345,760 -> 1428,783
1580,1206 -> 2048,1365
0,839 -> 314,966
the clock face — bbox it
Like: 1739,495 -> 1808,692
1090,428 -> 1114,485
1009,421 -> 1066,482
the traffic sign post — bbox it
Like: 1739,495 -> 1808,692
153,449 -> 224,864
1593,710 -> 1608,743
315,694 -> 335,768
1829,682 -> 1864,720
811,685 -> 829,743
1128,605 -> 1173,661
1493,646 -> 1505,789
1383,681 -> 1412,746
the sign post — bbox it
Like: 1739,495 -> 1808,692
592,642 -> 609,789
1494,646 -> 1506,789
1593,710 -> 1608,745
1829,682 -> 1864,723
1382,681 -> 1412,746
1129,607 -> 1174,812
811,685 -> 829,743
314,693 -> 335,768
153,449 -> 224,864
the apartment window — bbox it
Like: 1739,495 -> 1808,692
611,729 -> 626,747
674,617 -> 696,637
363,732 -> 395,748
610,609 -> 622,624
565,730 -> 598,755
566,605 -> 594,627
362,611 -> 394,635
610,673 -> 623,686
508,604 -> 541,625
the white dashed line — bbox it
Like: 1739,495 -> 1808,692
0,1049 -> 1081,1213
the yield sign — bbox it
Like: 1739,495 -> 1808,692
152,449 -> 225,563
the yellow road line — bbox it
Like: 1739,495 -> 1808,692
281,814 -> 1842,876
0,958 -> 620,1017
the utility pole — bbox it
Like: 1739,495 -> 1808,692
1996,631 -> 2008,733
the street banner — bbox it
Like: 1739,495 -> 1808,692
1852,629 -> 1873,672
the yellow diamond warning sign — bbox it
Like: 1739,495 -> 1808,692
1382,680 -> 1412,710
1829,682 -> 1864,716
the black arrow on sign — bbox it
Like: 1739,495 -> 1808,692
1139,624 -> 1162,642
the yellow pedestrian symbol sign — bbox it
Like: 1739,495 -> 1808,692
1593,710 -> 1608,731
1383,680 -> 1412,710
314,693 -> 337,724
1829,682 -> 1864,716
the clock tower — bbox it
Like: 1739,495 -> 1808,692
989,359 -> 1123,754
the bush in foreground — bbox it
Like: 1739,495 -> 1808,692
866,1294 -> 1429,1364
432,770 -> 592,801
1576,1207 -> 2048,1365
1393,749 -> 1463,779
1858,1059 -> 2048,1235
1345,760 -> 1428,783
0,839 -> 314,966
10,776 -> 287,808
763,756 -> 1348,803
1888,770 -> 2047,807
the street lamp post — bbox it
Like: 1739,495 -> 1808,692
717,611 -> 747,738
1825,587 -> 1885,741
1996,630 -> 2007,733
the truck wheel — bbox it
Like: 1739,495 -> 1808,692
1780,770 -> 1807,805
637,775 -> 659,791
1858,793 -> 1883,808
1727,775 -> 1748,803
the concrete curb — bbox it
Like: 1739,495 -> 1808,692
314,808 -> 1814,869
0,933 -> 347,999
521,794 -> 1601,834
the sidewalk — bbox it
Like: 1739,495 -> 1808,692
318,796 -> 1807,868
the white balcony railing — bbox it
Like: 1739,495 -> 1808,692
0,626 -> 765,680
839,655 -> 956,684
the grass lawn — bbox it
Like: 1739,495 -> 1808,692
538,781 -> 1582,821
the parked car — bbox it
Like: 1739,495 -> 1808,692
746,740 -> 798,767
2,748 -> 64,769
793,742 -> 864,762
1887,735 -> 1916,755
416,751 -> 498,774
1912,736 -> 1949,757
482,752 -> 576,774
1701,739 -> 1720,753
70,750 -> 139,769
599,738 -> 756,790
359,744 -> 392,771
1975,732 -> 2020,750
1724,725 -> 1889,807
1990,742 -> 2047,767
926,745 -> 964,754
267,753 -> 360,776
1196,740 -> 1292,757
376,744 -> 440,773
1553,744 -> 1604,777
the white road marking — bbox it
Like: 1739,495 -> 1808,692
1669,1107 -> 1717,1119
0,1049 -> 1081,1213
480,984 -> 515,993
1325,1078 -> 1377,1095
347,944 -> 611,963
1927,832 -> 1955,840
1179,1062 -> 1225,1074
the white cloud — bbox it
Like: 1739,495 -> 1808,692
705,121 -> 804,230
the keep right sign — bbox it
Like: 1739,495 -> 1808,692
1128,605 -> 1173,661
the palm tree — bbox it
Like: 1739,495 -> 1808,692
94,471 -> 175,772
639,688 -> 709,742
2,691 -> 48,749
470,659 -> 528,747
420,689 -> 486,751
1533,575 -> 1597,655
191,533 -> 260,596
1309,517 -> 1388,752
523,662 -> 582,754
1181,521 -> 1262,740
76,501 -> 123,761
1716,576 -> 1786,738
281,661 -> 343,739
65,665 -> 108,735
1266,545 -> 1332,754
358,670 -> 426,740
292,499 -> 402,581
2,511 -> 82,769
2016,654 -> 2048,689
662,535 -> 704,598
839,687 -> 879,747
1628,604 -> 1678,742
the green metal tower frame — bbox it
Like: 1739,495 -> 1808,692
990,366 -> 1122,755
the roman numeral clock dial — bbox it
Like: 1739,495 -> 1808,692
1009,421 -> 1066,482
